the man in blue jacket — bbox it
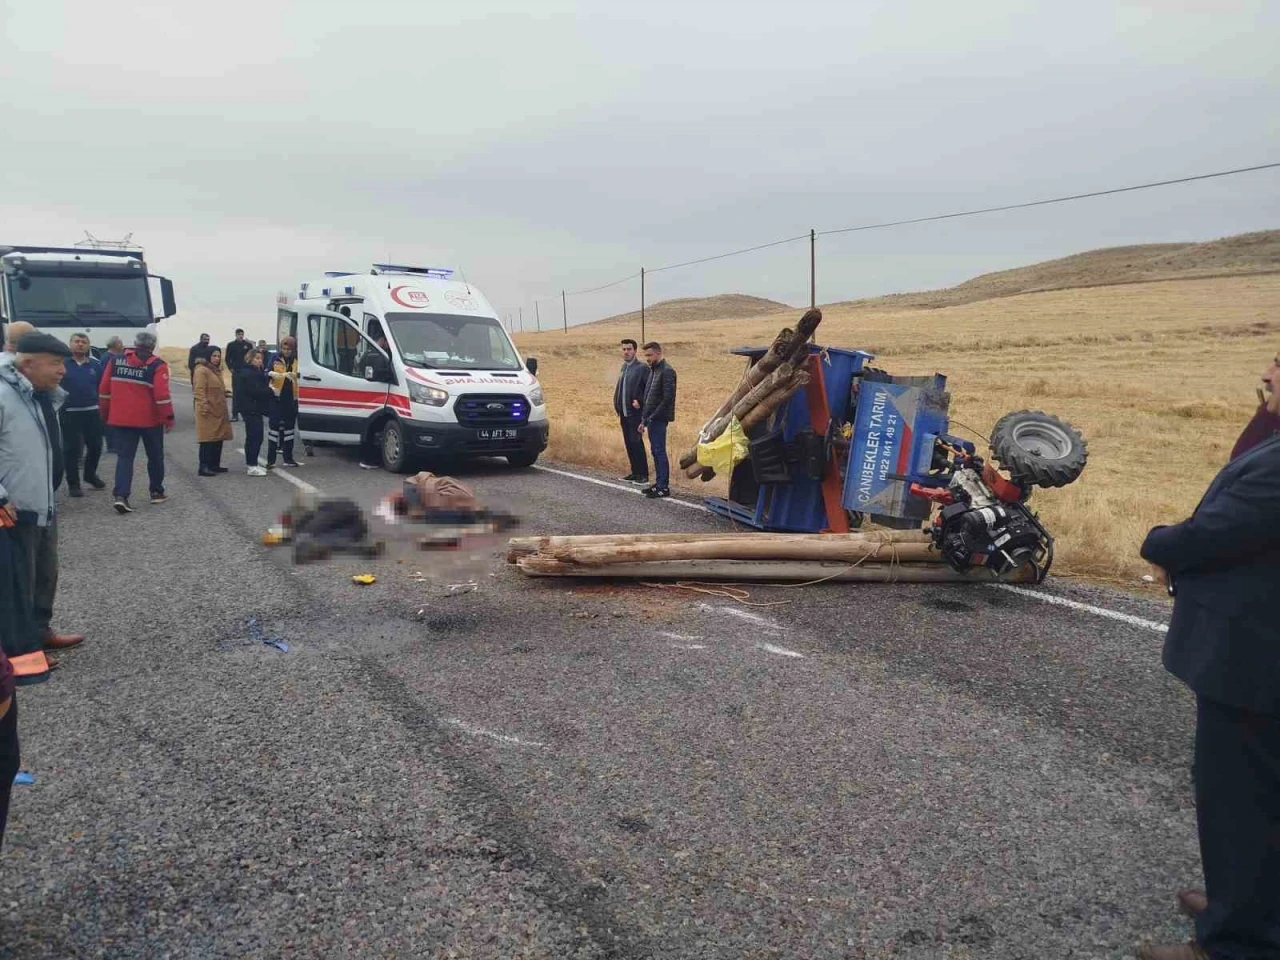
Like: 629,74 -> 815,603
1137,358 -> 1280,960
60,333 -> 105,497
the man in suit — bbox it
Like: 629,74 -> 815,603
613,338 -> 649,485
1137,355 -> 1280,960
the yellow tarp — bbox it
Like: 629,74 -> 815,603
696,417 -> 749,474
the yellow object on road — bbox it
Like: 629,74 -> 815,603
696,416 -> 749,474
351,574 -> 377,585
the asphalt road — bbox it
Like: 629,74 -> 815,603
1,383 -> 1200,959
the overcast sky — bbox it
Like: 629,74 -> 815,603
1,0 -> 1277,346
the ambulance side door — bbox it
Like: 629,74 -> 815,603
297,310 -> 390,442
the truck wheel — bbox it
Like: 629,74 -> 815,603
506,451 -> 539,469
989,410 -> 1087,488
380,420 -> 412,473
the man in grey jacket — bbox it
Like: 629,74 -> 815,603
0,333 -> 84,664
613,339 -> 650,484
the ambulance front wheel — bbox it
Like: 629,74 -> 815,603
380,420 -> 412,473
507,451 -> 539,469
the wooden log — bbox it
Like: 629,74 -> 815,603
506,529 -> 931,562
678,308 -> 822,467
516,556 -> 1032,584
545,538 -> 939,566
739,373 -> 811,432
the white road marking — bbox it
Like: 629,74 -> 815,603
658,631 -> 704,642
234,447 -> 320,495
993,584 -> 1169,634
758,642 -> 805,659
699,603 -> 781,633
533,465 -> 709,512
442,718 -> 545,748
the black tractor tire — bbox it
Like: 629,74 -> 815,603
506,451 -> 539,469
380,420 -> 413,473
989,410 -> 1087,488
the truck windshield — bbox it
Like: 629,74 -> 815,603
7,274 -> 151,327
385,312 -> 521,371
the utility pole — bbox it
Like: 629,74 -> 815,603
640,267 -> 645,344
562,290 -> 567,333
810,228 -> 816,310
535,301 -> 541,331
519,306 -> 523,332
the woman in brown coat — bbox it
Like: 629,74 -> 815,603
192,347 -> 233,476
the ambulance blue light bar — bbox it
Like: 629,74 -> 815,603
372,264 -> 453,279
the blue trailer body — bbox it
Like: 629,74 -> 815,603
704,344 -> 954,533
704,345 -> 872,532
841,374 -> 949,527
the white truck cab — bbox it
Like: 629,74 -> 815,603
278,264 -> 547,471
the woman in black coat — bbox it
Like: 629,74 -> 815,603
236,349 -> 273,476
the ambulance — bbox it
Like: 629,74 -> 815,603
278,264 -> 546,471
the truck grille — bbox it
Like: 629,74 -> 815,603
455,394 -> 530,426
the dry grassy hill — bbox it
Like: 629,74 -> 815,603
516,229 -> 1280,586
588,294 -> 792,328
843,229 -> 1280,310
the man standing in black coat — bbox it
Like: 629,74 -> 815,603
1137,356 -> 1280,960
224,328 -> 252,423
613,338 -> 650,485
187,333 -> 212,375
638,341 -> 676,499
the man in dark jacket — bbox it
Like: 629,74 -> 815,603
1136,357 -> 1280,960
187,333 -> 212,375
613,338 -> 650,484
60,333 -> 106,497
224,328 -> 252,422
638,341 -> 676,499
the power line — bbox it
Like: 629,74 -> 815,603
647,232 -> 811,275
529,159 -> 1280,317
817,161 -> 1280,238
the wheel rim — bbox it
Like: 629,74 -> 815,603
383,427 -> 401,464
1010,420 -> 1074,460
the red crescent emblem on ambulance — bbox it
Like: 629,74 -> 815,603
390,285 -> 430,309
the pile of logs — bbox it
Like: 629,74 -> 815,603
507,532 -> 1033,583
677,307 -> 824,483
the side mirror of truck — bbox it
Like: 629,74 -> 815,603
156,277 -> 177,318
363,351 -> 391,383
526,357 -> 538,376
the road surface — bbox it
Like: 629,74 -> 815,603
1,383 -> 1198,959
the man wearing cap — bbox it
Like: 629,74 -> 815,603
0,331 -> 84,680
99,330 -> 174,513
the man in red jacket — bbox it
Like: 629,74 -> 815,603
99,330 -> 174,514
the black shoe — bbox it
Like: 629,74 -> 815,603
85,475 -> 106,490
640,485 -> 656,495
628,476 -> 650,485
198,467 -> 216,477
67,486 -> 85,498
213,467 -> 229,474
113,497 -> 133,514
644,486 -> 671,499
619,474 -> 639,482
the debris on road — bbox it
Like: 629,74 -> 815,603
351,574 -> 377,585
13,771 -> 35,786
245,615 -> 290,652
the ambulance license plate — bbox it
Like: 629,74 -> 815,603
479,428 -> 518,440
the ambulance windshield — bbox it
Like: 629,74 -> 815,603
385,313 -> 521,371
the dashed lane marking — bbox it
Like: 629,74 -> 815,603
442,718 -> 546,748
